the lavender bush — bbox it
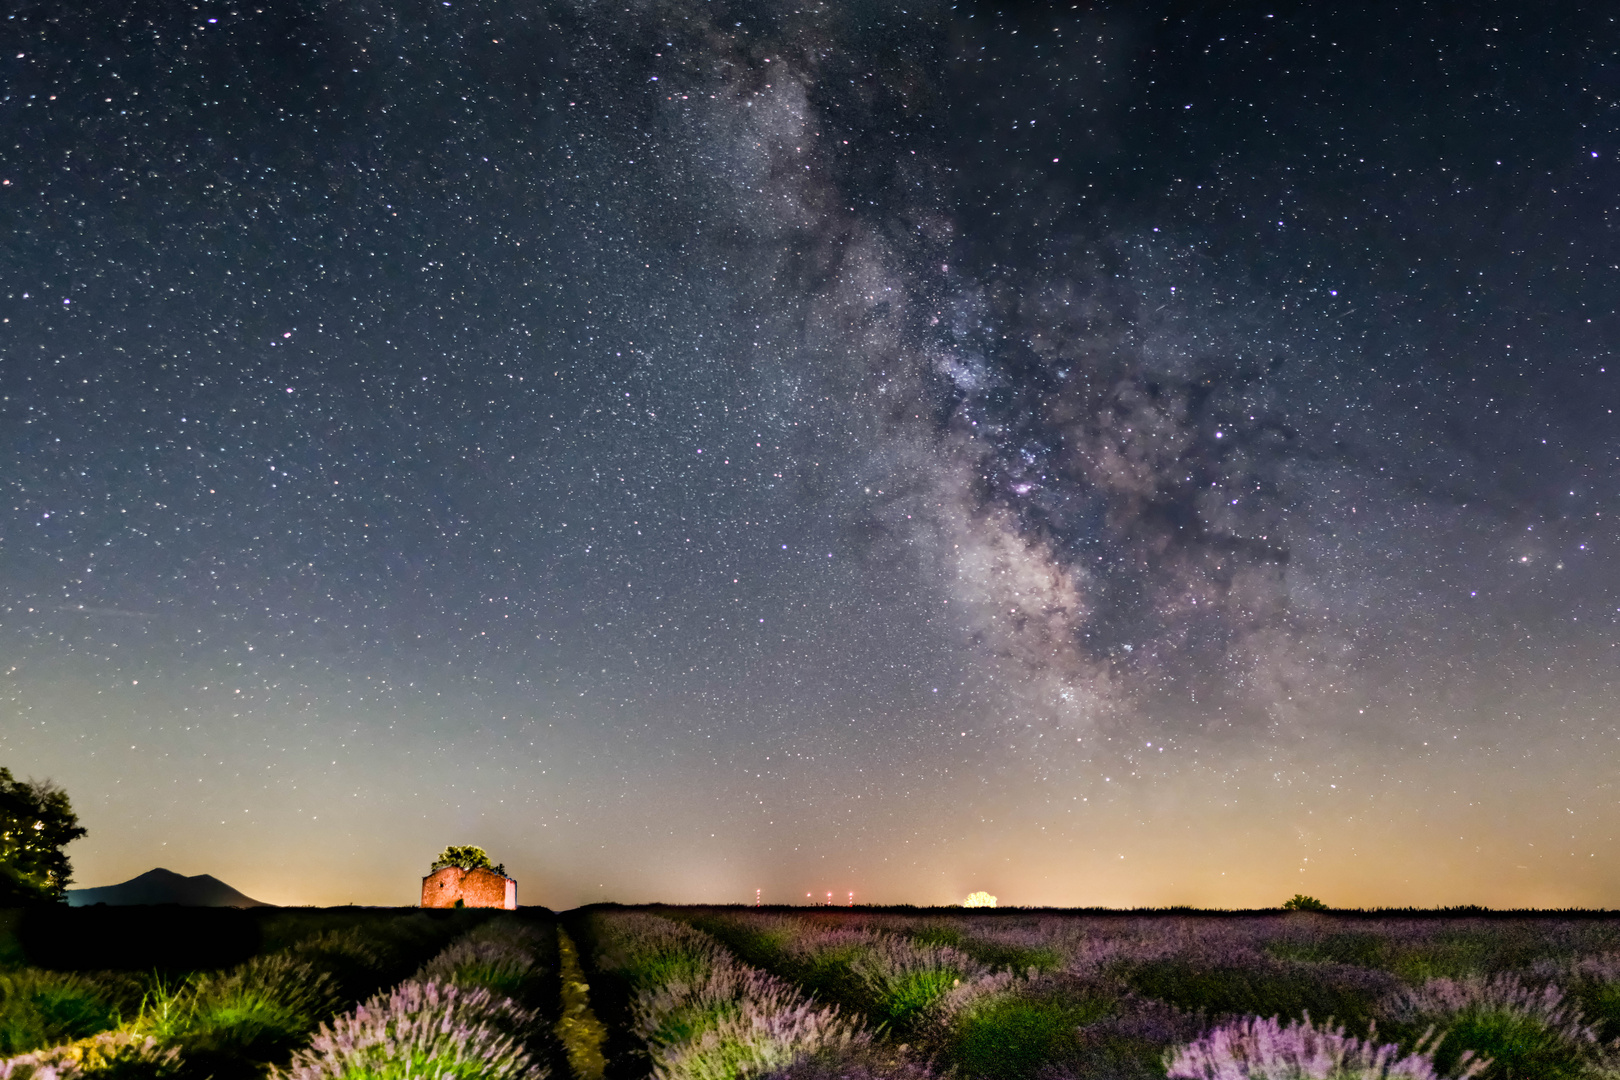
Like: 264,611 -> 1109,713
678,911 -> 1083,1076
1382,974 -> 1615,1079
630,910 -> 1620,1080
1165,1014 -> 1480,1080
0,1031 -> 181,1080
413,923 -> 550,1001
594,912 -> 873,1080
0,971 -> 120,1057
684,912 -> 1008,1032
134,952 -> 341,1060
847,938 -> 987,1027
274,978 -> 544,1080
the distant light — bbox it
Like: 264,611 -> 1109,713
963,891 -> 997,908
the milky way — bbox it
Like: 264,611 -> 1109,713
3,0 -> 1619,907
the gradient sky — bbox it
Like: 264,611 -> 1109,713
3,0 -> 1618,910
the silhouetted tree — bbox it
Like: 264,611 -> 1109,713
429,844 -> 506,877
0,767 -> 88,904
1282,894 -> 1328,912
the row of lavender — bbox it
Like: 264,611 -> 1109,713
0,913 -> 559,1080
277,919 -> 557,1080
587,910 -> 935,1080
0,912 -> 466,1080
664,909 -> 1620,1080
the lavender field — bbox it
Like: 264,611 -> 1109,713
573,907 -> 1620,1080
8,906 -> 1620,1079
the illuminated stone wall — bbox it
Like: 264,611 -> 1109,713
420,865 -> 517,909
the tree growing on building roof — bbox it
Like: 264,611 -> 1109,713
430,844 -> 506,878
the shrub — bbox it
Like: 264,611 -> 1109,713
1125,957 -> 1393,1030
948,992 -> 1109,1080
1283,897 -> 1329,913
650,987 -> 866,1080
908,928 -> 965,951
133,953 -> 340,1065
760,1041 -> 937,1080
1165,1014 -> 1479,1080
274,979 -> 544,1080
1382,975 -> 1604,1080
0,972 -> 119,1057
1558,953 -> 1620,1044
1267,935 -> 1390,970
0,1030 -> 181,1080
413,924 -> 548,1001
848,939 -> 984,1028
595,913 -> 869,1080
287,931 -> 390,1008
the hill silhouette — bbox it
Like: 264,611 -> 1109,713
67,867 -> 270,908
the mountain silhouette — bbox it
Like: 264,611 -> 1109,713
67,868 -> 270,908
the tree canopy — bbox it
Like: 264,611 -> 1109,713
0,767 -> 88,905
430,844 -> 506,878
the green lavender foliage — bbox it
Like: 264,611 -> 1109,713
0,972 -> 119,1057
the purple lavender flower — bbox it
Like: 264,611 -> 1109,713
414,924 -> 549,999
596,913 -> 870,1080
1165,1014 -> 1479,1080
0,1031 -> 181,1080
275,978 -> 545,1080
0,1057 -> 76,1080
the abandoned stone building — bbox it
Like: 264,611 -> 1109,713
420,864 -> 517,909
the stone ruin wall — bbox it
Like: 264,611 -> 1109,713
420,865 -> 516,909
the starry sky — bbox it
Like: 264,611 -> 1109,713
3,0 -> 1619,909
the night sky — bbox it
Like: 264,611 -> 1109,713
3,0 -> 1619,909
